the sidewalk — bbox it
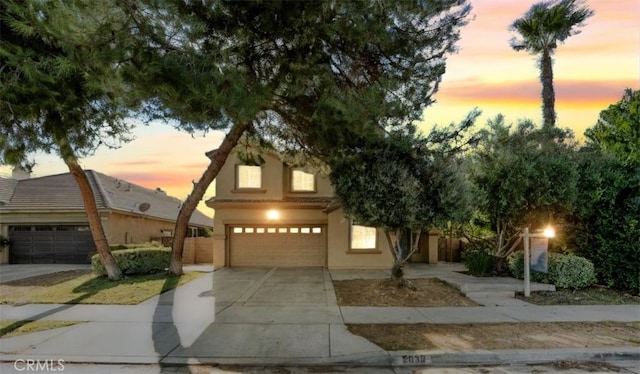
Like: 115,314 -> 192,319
1,264 -> 638,369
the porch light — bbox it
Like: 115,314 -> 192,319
543,226 -> 555,238
267,210 -> 280,220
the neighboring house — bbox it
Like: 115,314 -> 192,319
206,150 -> 439,269
0,169 -> 212,264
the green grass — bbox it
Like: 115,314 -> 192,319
0,271 -> 205,305
516,286 -> 640,305
0,320 -> 82,338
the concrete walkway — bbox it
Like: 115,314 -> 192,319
0,264 -> 638,369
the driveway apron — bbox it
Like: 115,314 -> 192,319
164,267 -> 383,364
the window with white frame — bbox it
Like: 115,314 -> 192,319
236,165 -> 262,189
291,168 -> 315,192
350,223 -> 377,250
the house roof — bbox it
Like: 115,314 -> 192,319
0,170 -> 212,227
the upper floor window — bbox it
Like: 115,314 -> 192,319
236,165 -> 262,189
350,223 -> 377,250
291,168 -> 315,192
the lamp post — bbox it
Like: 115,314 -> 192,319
522,226 -> 555,297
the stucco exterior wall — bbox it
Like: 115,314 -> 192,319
282,165 -> 334,198
183,237 -> 214,264
213,206 -> 328,230
326,209 -> 394,270
107,213 -> 177,245
209,149 -> 395,269
216,152 -> 285,200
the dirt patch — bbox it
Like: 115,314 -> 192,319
348,322 -> 640,351
333,278 -> 477,307
516,286 -> 640,305
1,270 -> 92,287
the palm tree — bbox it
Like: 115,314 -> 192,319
510,0 -> 593,128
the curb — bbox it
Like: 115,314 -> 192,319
3,347 -> 638,366
2,346 -> 639,367
385,347 -> 640,367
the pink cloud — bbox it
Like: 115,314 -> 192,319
108,171 -> 197,191
436,79 -> 632,105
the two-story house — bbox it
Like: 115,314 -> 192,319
206,150 -> 439,269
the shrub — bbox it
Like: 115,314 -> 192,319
571,150 -> 640,293
462,249 -> 494,276
508,251 -> 596,289
109,242 -> 163,251
551,253 -> 597,289
507,251 -> 553,283
92,247 -> 170,276
109,244 -> 128,251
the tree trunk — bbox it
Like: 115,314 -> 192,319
168,121 -> 252,275
57,138 -> 123,280
385,229 -> 417,288
540,49 -> 556,128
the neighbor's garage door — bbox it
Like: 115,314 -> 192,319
229,225 -> 326,267
9,225 -> 96,264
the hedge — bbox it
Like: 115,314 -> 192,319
91,247 -> 170,276
508,251 -> 596,289
462,249 -> 494,276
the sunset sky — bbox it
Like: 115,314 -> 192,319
1,0 -> 638,217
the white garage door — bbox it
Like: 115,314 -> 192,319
229,225 -> 326,267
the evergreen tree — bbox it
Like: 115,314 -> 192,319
124,0 -> 473,274
1,1 -> 140,279
585,88 -> 640,166
469,116 -> 578,258
330,112 -> 479,285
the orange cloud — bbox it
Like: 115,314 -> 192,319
435,79 -> 631,106
108,172 -> 192,190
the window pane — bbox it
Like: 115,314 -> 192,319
267,228 -> 276,233
351,225 -> 377,249
312,227 -> 322,234
256,228 -> 265,233
290,227 -> 299,233
245,227 -> 254,234
301,227 -> 310,234
291,169 -> 315,191
278,228 -> 288,233
237,165 -> 261,188
233,227 -> 243,233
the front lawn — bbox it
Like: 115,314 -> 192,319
0,270 -> 205,305
0,320 -> 82,338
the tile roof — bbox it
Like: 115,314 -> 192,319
0,171 -> 211,227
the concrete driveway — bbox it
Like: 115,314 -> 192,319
166,266 -> 381,364
0,264 -> 91,283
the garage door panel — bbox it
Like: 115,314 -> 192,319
230,225 -> 326,267
9,226 -> 95,264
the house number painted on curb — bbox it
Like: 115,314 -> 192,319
401,355 -> 429,364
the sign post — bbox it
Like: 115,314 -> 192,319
521,226 -> 555,297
